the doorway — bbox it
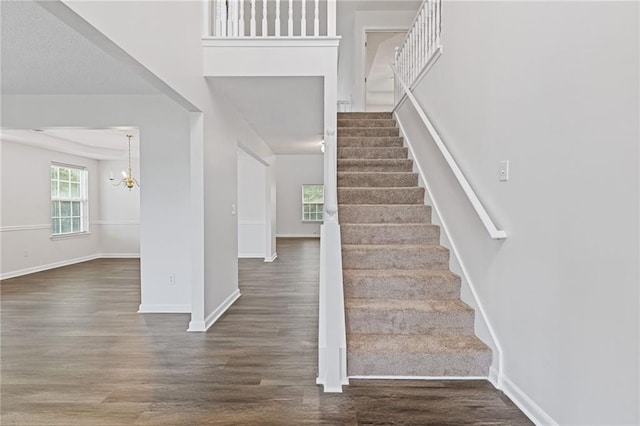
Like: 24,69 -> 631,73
365,31 -> 406,112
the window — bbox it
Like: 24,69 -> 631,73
302,184 -> 324,222
51,164 -> 88,236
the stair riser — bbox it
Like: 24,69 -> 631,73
338,173 -> 418,188
338,112 -> 392,120
338,147 -> 408,159
344,277 -> 460,300
338,119 -> 396,128
339,205 -> 432,224
347,310 -> 474,335
338,161 -> 413,172
347,352 -> 492,377
341,247 -> 449,270
338,137 -> 404,148
338,188 -> 424,205
341,225 -> 439,245
338,128 -> 400,137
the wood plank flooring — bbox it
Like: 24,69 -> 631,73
1,238 -> 533,425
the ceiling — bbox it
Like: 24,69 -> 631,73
210,77 -> 325,155
0,128 -> 140,160
1,0 -> 158,95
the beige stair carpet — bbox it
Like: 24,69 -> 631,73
338,111 -> 491,377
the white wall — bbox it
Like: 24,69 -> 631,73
276,155 -> 324,237
237,149 -> 266,257
396,2 -> 639,424
0,140 -> 100,278
97,158 -> 140,256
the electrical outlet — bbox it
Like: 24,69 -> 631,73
23,249 -> 30,258
231,204 -> 237,215
499,160 -> 510,182
168,273 -> 176,285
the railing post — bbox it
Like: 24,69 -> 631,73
203,0 -> 213,37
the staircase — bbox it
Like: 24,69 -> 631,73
337,111 -> 491,377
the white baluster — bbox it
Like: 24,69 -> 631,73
250,0 -> 256,36
228,0 -> 235,36
288,0 -> 293,36
239,0 -> 245,36
430,0 -> 435,51
275,0 -> 281,36
301,0 -> 306,36
436,0 -> 441,46
327,0 -> 336,36
262,0 -> 268,36
314,0 -> 319,36
217,0 -> 227,36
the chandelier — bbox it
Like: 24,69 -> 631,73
110,134 -> 139,190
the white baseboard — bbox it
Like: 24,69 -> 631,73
264,252 -> 278,262
98,253 -> 140,258
0,254 -> 99,280
276,234 -> 320,238
348,375 -> 487,381
202,289 -> 241,331
238,253 -> 264,258
138,304 -> 191,313
501,373 -> 558,426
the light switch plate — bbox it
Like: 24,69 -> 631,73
499,160 -> 510,182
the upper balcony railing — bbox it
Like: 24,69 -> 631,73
203,0 -> 336,38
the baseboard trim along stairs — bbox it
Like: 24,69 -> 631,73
337,111 -> 492,378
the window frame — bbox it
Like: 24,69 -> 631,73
50,162 -> 89,238
301,184 -> 324,223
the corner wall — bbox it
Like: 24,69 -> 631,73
395,2 -> 639,424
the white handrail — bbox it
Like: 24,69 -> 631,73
392,64 -> 507,240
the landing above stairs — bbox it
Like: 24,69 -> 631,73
337,111 -> 491,378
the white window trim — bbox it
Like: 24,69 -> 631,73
50,162 -> 89,237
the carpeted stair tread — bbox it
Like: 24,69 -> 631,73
338,112 -> 392,120
341,223 -> 439,245
338,119 -> 396,128
338,172 -> 418,188
338,187 -> 424,204
338,147 -> 408,159
342,244 -> 449,270
338,137 -> 404,148
347,334 -> 491,377
345,299 -> 474,335
338,159 -> 413,172
338,127 -> 400,137
343,269 -> 460,300
339,204 -> 432,223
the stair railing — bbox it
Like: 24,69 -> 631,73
204,0 -> 336,38
391,0 -> 506,240
316,128 -> 348,392
393,0 -> 441,102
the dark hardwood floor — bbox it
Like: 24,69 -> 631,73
1,238 -> 532,425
